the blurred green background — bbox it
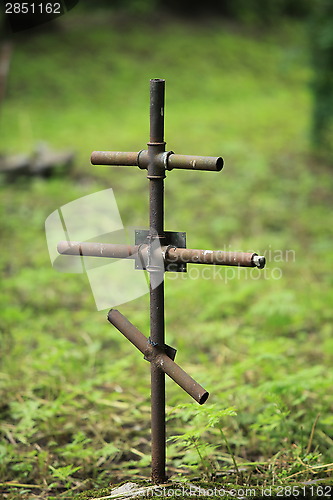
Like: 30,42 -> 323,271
1,0 -> 333,497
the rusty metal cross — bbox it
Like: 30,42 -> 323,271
58,79 -> 265,484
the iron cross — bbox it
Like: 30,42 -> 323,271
58,78 -> 265,484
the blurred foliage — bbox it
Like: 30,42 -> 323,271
80,0 -> 313,21
78,0 -> 333,160
1,9 -> 333,499
310,0 -> 333,160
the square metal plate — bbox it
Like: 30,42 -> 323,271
135,229 -> 187,272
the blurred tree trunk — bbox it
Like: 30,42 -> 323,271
0,12 -> 12,115
310,0 -> 333,160
0,40 -> 12,109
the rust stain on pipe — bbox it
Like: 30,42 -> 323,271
91,151 -> 140,166
57,240 -> 141,259
153,350 -> 209,405
166,247 -> 263,267
167,154 -> 223,172
108,308 -> 149,354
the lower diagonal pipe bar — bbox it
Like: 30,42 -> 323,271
152,350 -> 209,405
108,309 -> 209,405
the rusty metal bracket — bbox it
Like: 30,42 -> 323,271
145,339 -> 177,361
135,229 -> 187,272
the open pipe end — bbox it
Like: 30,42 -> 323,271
107,309 -> 116,324
252,255 -> 266,269
57,241 -> 68,254
90,151 -> 98,164
199,391 -> 209,405
216,157 -> 224,171
57,240 -> 81,255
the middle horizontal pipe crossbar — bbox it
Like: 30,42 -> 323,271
57,241 -> 266,268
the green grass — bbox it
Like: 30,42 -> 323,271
1,10 -> 333,499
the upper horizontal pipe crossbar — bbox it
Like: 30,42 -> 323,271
91,150 -> 223,172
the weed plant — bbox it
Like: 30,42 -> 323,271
1,10 -> 333,499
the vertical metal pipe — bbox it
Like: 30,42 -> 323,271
149,180 -> 164,237
148,79 -> 166,238
148,79 -> 167,484
150,273 -> 166,484
149,78 -> 165,144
